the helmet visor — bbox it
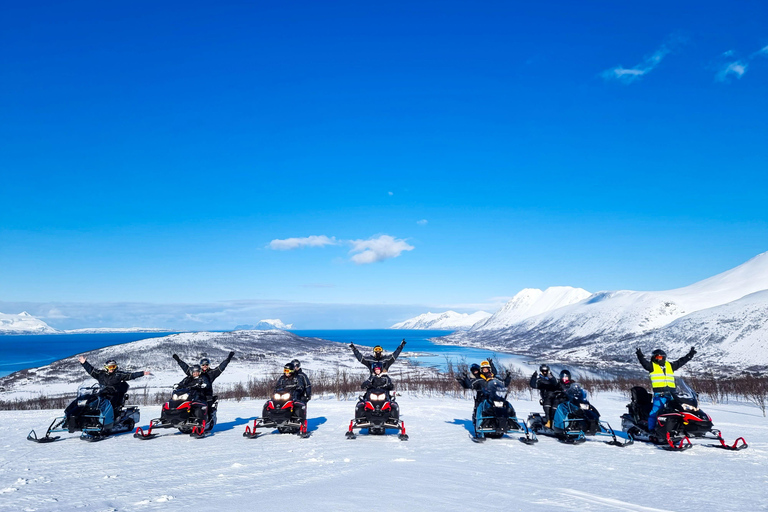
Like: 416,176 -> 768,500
105,364 -> 117,371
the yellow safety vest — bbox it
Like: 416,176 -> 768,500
649,361 -> 675,390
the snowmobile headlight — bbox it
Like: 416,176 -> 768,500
370,393 -> 386,401
493,401 -> 504,408
274,392 -> 291,401
172,393 -> 189,401
681,403 -> 699,412
579,403 -> 589,410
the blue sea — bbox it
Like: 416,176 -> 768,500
0,329 -> 537,377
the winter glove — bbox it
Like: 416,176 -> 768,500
689,346 -> 697,357
172,354 -> 181,362
349,343 -> 355,349
228,351 -> 235,359
635,348 -> 643,357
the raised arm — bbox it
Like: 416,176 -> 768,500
671,347 -> 696,371
635,348 -> 653,372
172,354 -> 191,375
350,343 -> 364,363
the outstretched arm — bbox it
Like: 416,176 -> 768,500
209,351 -> 235,380
671,347 -> 696,371
350,344 -> 364,363
390,339 -> 406,361
636,348 -> 653,372
172,354 -> 191,375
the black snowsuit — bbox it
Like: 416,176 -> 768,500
295,369 -> 312,402
173,352 -> 234,398
79,360 -> 144,413
358,373 -> 399,420
175,374 -> 212,424
351,341 -> 405,374
272,374 -> 307,421
530,371 -> 562,423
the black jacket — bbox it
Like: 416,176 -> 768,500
81,361 -> 144,394
176,374 -> 211,401
351,341 -> 405,373
295,369 -> 312,401
529,371 -> 561,397
174,352 -> 233,382
275,374 -> 306,402
362,374 -> 394,391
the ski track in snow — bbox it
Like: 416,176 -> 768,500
0,393 -> 766,511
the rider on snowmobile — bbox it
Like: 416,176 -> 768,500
172,351 -> 235,398
175,364 -> 211,424
358,362 -> 399,418
636,346 -> 697,432
74,356 -> 151,419
350,339 -> 406,374
530,364 -> 560,428
558,369 -> 573,391
291,359 -> 312,403
274,362 -> 307,421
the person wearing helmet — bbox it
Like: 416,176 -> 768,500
457,363 -> 482,389
172,350 -> 235,399
274,362 -> 307,421
350,339 -> 407,374
73,355 -> 151,429
636,346 -> 697,432
174,364 -> 211,425
558,369 -> 573,390
529,364 -> 560,428
358,362 -> 399,420
291,359 -> 312,402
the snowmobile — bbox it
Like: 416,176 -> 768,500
27,383 -> 140,443
134,386 -> 217,440
472,378 -> 537,444
621,380 -> 747,451
243,386 -> 309,439
345,387 -> 408,440
527,384 -> 632,446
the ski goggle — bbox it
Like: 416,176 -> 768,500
373,346 -> 383,353
283,368 -> 292,375
540,369 -> 549,375
201,363 -> 210,368
104,364 -> 117,370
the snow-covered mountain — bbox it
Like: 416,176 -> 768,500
233,319 -> 293,330
470,287 -> 592,331
441,252 -> 768,371
0,311 -> 59,334
390,311 -> 491,330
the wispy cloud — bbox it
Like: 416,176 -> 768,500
349,235 -> 414,264
601,41 -> 675,84
417,219 -> 428,226
268,235 -> 337,250
716,61 -> 747,82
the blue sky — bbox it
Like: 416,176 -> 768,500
1,1 -> 767,329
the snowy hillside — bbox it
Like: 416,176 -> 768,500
0,311 -> 58,334
442,252 -> 768,371
1,393 -> 765,511
470,287 -> 592,331
233,319 -> 293,330
0,330 -> 383,402
390,311 -> 491,330
64,328 -> 172,334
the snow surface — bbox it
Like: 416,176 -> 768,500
470,287 -> 593,331
233,319 -> 293,330
0,312 -> 58,334
0,392 -> 765,511
390,311 -> 491,330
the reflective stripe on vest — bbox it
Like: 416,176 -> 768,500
649,361 -> 675,390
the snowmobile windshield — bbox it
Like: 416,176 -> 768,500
566,384 -> 587,404
77,384 -> 101,398
675,379 -> 697,401
486,379 -> 507,400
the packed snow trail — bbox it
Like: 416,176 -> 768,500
0,393 -> 765,511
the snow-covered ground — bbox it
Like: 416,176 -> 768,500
390,310 -> 491,330
1,392 -> 765,511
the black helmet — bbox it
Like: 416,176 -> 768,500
104,360 -> 118,371
190,364 -> 202,375
559,369 -> 571,383
651,349 -> 667,365
291,359 -> 301,369
199,358 -> 211,367
469,363 -> 480,375
539,364 -> 550,375
283,362 -> 296,375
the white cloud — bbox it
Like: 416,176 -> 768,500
716,61 -> 747,82
601,43 -> 673,84
268,235 -> 337,251
349,235 -> 414,264
388,191 -> 394,196
417,219 -> 428,226
754,45 -> 768,57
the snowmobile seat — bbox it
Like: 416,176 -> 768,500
630,386 -> 652,421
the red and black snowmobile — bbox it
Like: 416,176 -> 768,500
134,386 -> 217,440
621,380 -> 747,451
243,386 -> 310,439
346,387 -> 408,440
